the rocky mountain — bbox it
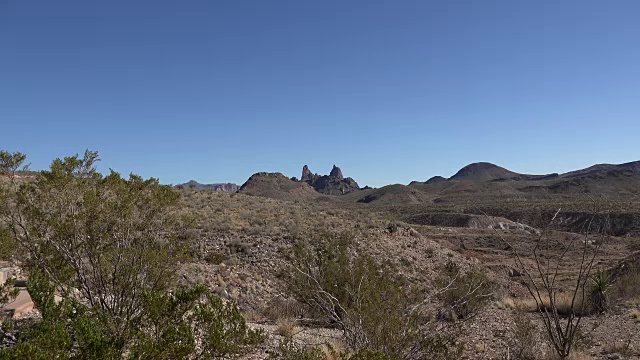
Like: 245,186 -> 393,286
299,165 -> 360,195
301,165 -> 319,183
177,180 -> 239,192
329,165 -> 344,179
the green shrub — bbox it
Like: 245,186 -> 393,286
271,338 -> 325,360
1,274 -> 263,359
1,268 -> 123,359
192,290 -> 265,357
130,285 -> 264,359
287,232 -> 461,360
386,221 -> 400,233
0,150 -> 264,358
0,277 -> 18,309
590,270 -> 613,313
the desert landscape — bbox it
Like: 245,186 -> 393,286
2,1 -> 639,359
1,154 -> 639,359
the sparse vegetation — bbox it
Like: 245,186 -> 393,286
497,211 -> 609,359
436,261 -> 493,320
286,232 -> 463,359
498,293 -> 594,316
509,310 -> 540,360
276,317 -> 298,339
610,258 -> 640,305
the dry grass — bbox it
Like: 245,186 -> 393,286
176,190 -> 385,253
625,297 -> 640,307
243,307 -> 262,322
496,296 -> 517,310
543,352 -> 595,360
263,296 -> 306,321
276,317 -> 298,339
565,352 -> 594,360
509,310 -> 540,360
319,339 -> 346,360
602,340 -> 634,357
499,293 -> 593,316
540,351 -> 594,360
613,268 -> 640,303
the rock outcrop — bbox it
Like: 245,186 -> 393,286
329,165 -> 344,180
301,165 -> 320,183
298,165 -> 360,195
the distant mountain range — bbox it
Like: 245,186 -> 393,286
232,160 -> 640,206
171,159 -> 640,236
177,160 -> 640,204
409,160 -> 640,183
175,180 -> 239,193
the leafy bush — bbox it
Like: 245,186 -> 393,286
1,150 -> 185,337
0,150 -> 264,358
192,290 -> 265,357
1,269 -> 264,359
130,285 -> 264,359
2,268 -> 123,359
287,232 -> 461,360
0,277 -> 18,309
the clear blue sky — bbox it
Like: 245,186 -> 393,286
1,0 -> 639,187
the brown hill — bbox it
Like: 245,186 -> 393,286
347,184 -> 432,205
561,160 -> 640,178
409,176 -> 447,186
449,162 -> 521,182
425,175 -> 448,184
238,172 -> 321,201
